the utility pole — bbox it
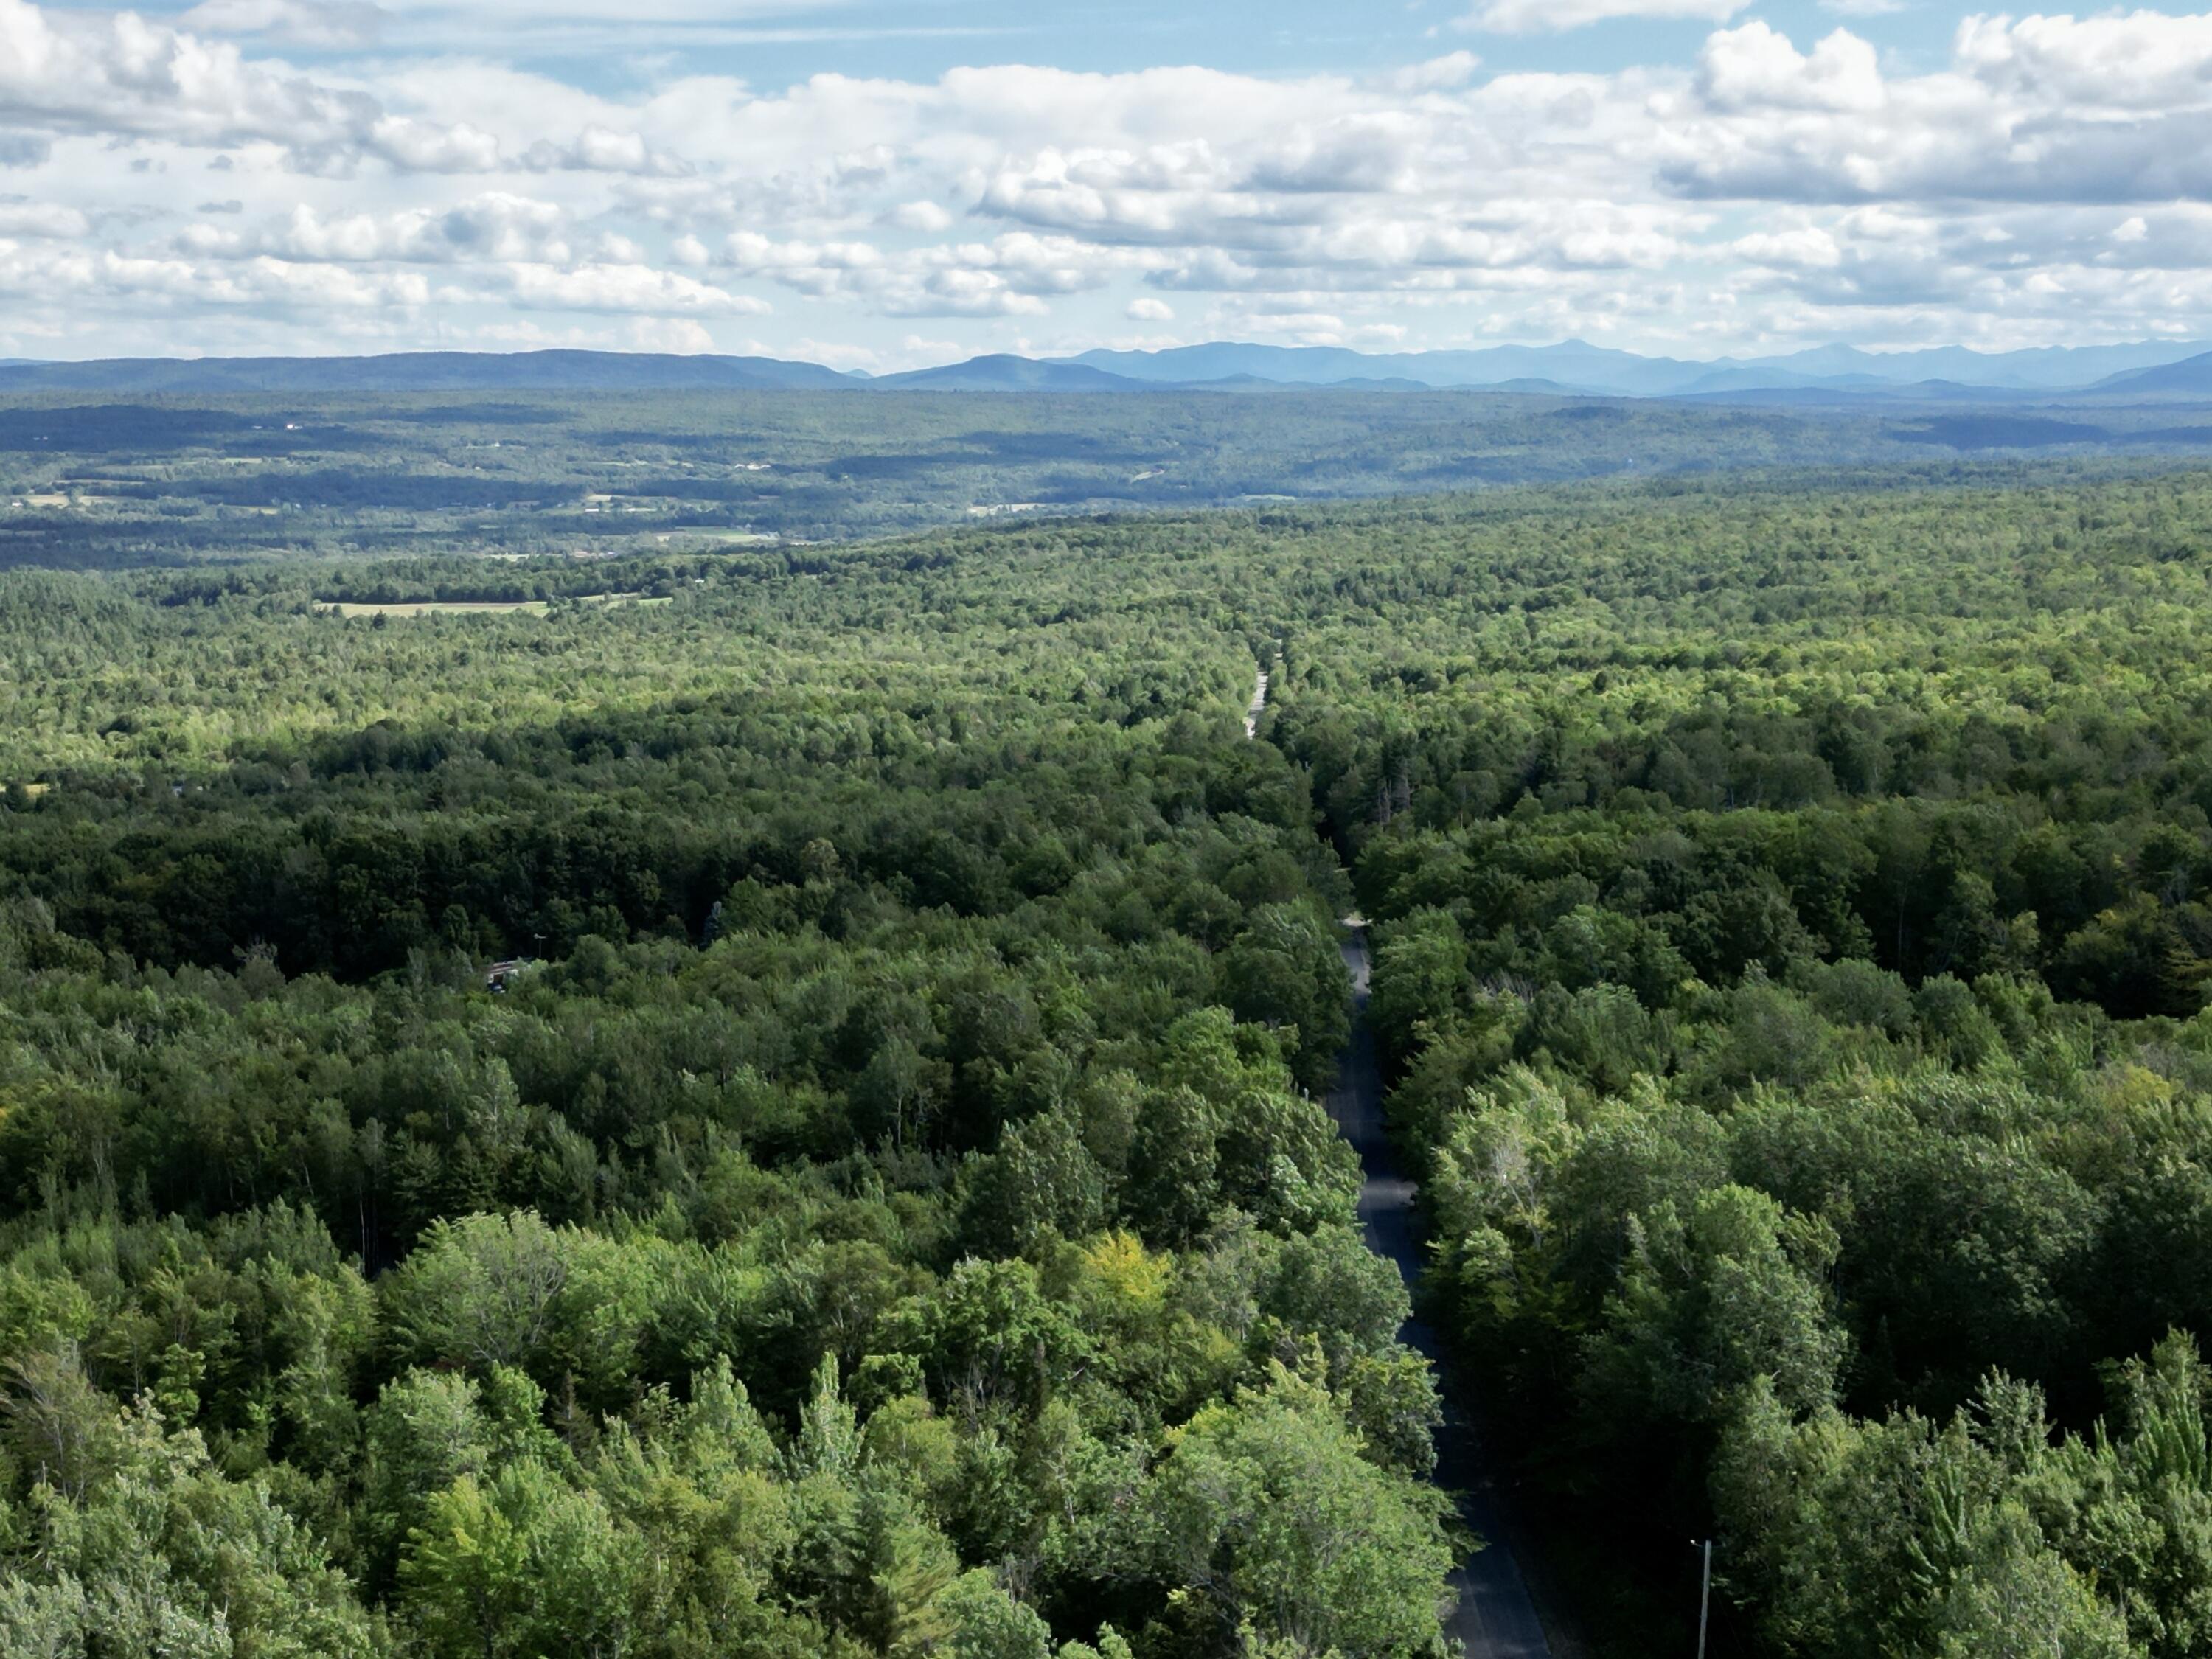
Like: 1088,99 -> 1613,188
1695,1537 -> 1713,1659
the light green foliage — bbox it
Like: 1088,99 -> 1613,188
1,1399 -> 375,1659
1121,1366 -> 1455,1658
936,1569 -> 1053,1659
12,456 -> 2212,1655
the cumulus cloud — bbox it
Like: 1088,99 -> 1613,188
0,241 -> 435,311
1955,10 -> 2212,110
195,195 -> 571,263
16,0 -> 2212,358
0,0 -> 368,145
504,262 -> 767,315
1666,16 -> 2212,206
0,0 -> 495,173
366,115 -> 501,173
0,199 -> 88,237
519,126 -> 689,177
712,226 -> 1130,316
722,231 -> 884,294
1696,23 -> 1884,113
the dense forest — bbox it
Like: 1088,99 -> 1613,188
10,461 -> 2212,1655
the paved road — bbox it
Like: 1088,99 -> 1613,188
1327,931 -> 1557,1659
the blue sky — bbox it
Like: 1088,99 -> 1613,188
5,0 -> 2212,364
105,0 -> 1958,90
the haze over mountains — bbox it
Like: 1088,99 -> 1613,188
0,351 -> 850,394
1060,340 -> 2212,398
2,340 -> 2210,401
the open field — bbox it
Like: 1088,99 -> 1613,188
319,598 -> 553,616
314,591 -> 667,617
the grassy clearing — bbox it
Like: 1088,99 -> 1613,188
316,592 -> 670,619
320,599 -> 552,617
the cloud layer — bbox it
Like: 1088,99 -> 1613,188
7,4 -> 2212,364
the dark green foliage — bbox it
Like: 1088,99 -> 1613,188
13,456 -> 2212,1655
0,489 -> 1469,1657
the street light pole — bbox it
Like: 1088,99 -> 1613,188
1696,1537 -> 1713,1659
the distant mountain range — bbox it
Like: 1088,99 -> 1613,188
2,340 -> 2210,402
2096,354 -> 2212,395
866,354 -> 1147,392
1062,340 -> 2212,398
0,349 -> 849,393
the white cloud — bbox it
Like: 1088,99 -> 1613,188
886,199 -> 954,232
0,200 -> 88,237
1732,226 -> 1843,269
722,231 -> 885,294
1696,24 -> 1885,114
0,0 -> 501,175
519,126 -> 689,177
211,195 -> 571,263
15,0 -> 2212,358
1377,52 -> 1481,93
627,316 -> 714,352
366,115 -> 501,173
0,0 -> 367,146
1955,10 -> 2212,111
885,266 -> 1047,316
1666,16 -> 2212,206
0,242 -> 436,311
506,262 -> 765,314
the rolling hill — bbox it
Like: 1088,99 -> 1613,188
0,349 -> 852,393
2093,352 -> 2212,396
5,338 -> 2211,403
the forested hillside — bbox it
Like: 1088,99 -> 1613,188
7,385 -> 2207,571
9,468 -> 2212,1655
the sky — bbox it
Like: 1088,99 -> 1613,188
6,0 -> 2212,367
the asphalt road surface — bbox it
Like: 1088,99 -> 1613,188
1327,929 -> 1559,1659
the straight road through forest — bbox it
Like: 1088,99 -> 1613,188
1328,931 -> 1557,1659
1243,663 -> 1557,1657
